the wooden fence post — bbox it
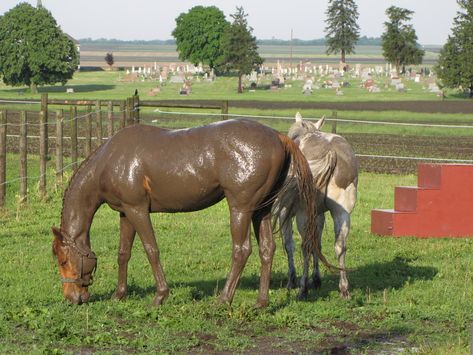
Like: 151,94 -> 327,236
221,100 -> 229,120
56,110 -> 64,186
126,97 -> 133,126
85,105 -> 92,157
133,95 -> 140,124
107,101 -> 114,138
0,110 -> 6,207
120,100 -> 126,129
331,111 -> 337,134
39,109 -> 47,198
19,111 -> 27,203
41,93 -> 48,145
70,106 -> 78,171
95,100 -> 103,147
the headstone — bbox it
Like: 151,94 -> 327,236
396,83 -> 406,92
364,79 -> 375,89
66,88 -> 74,94
391,78 -> 402,86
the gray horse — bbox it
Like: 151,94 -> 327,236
276,113 -> 358,299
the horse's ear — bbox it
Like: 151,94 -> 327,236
52,226 -> 64,242
314,115 -> 326,130
295,112 -> 303,123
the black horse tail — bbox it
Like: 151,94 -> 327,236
277,133 -> 339,273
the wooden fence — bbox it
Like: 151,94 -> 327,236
0,94 -> 229,206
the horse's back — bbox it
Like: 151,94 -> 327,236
96,120 -> 286,212
299,131 -> 358,189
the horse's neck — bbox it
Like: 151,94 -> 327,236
60,163 -> 102,246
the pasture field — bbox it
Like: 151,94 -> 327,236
0,154 -> 473,354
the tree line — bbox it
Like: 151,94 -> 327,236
0,1 -> 473,96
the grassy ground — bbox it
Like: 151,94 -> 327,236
0,154 -> 472,353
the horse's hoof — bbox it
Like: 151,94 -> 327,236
340,289 -> 351,300
111,289 -> 127,301
151,289 -> 169,307
297,289 -> 309,301
254,299 -> 269,309
286,278 -> 298,290
217,295 -> 232,306
309,276 -> 322,290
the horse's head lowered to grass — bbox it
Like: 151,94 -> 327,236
52,227 -> 97,304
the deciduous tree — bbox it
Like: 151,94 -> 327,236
436,0 -> 473,97
381,6 -> 424,76
0,3 -> 79,93
222,7 -> 263,94
172,6 -> 229,69
325,0 -> 360,65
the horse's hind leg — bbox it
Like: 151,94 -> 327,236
123,206 -> 169,306
296,211 -> 324,299
112,213 -> 136,301
310,213 -> 325,289
220,210 -> 252,305
280,207 -> 298,290
331,207 -> 351,299
253,210 -> 276,308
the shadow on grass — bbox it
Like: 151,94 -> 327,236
91,256 -> 437,304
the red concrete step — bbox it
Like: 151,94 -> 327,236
417,164 -> 442,189
394,186 -> 418,212
372,164 -> 473,238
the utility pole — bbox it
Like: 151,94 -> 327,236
290,28 -> 293,70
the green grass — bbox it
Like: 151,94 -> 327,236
0,154 -> 472,353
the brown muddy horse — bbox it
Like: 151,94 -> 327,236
52,119 -> 333,307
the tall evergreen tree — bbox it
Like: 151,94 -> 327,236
381,6 -> 424,75
0,3 -> 78,93
436,0 -> 473,97
324,0 -> 360,65
222,7 -> 263,94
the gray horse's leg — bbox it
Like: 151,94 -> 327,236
112,213 -> 136,300
310,213 -> 325,289
253,211 -> 276,308
295,210 -> 310,299
220,210 -> 252,305
280,207 -> 298,289
123,205 -> 170,307
330,206 -> 351,299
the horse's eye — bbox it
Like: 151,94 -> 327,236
60,260 -> 67,267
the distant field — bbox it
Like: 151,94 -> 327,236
79,44 -> 439,67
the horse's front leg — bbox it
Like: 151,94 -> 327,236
220,210 -> 252,305
112,213 -> 136,301
253,211 -> 276,308
123,206 -> 169,306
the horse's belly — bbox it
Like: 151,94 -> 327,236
149,182 -> 225,213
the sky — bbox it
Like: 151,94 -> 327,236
0,0 -> 461,45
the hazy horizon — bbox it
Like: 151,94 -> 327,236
0,0 -> 461,46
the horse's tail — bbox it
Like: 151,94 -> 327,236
277,133 -> 339,273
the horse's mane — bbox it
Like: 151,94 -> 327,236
60,146 -> 102,227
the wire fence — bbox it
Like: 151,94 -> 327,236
1,96 -> 473,207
